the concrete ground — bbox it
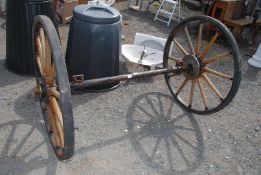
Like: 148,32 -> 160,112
0,1 -> 260,175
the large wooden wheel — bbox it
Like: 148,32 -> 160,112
164,15 -> 241,114
32,15 -> 74,160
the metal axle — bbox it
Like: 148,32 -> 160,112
70,67 -> 184,89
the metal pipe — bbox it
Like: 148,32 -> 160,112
71,67 -> 183,89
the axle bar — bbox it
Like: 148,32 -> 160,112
71,67 -> 183,89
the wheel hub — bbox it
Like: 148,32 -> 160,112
182,55 -> 201,79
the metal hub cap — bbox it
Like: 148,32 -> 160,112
182,55 -> 200,79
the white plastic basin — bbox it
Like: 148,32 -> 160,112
122,44 -> 163,67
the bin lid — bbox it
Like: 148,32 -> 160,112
74,5 -> 120,24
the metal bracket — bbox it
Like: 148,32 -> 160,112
72,74 -> 85,83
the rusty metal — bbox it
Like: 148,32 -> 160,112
72,74 -> 85,83
71,67 -> 184,90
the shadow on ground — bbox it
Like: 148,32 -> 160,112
75,92 -> 205,175
1,90 -> 59,175
0,119 -> 58,175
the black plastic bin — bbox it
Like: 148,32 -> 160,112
6,0 -> 57,75
65,5 -> 121,90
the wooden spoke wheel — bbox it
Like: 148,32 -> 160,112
32,15 -> 74,160
164,15 -> 241,114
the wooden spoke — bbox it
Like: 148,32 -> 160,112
46,65 -> 56,85
184,26 -> 195,55
36,36 -> 44,75
49,109 -> 62,147
203,67 -> 233,80
173,39 -> 189,55
36,36 -> 43,64
54,117 -> 64,148
202,73 -> 223,100
188,79 -> 196,107
176,79 -> 188,95
200,32 -> 219,59
49,97 -> 64,148
49,87 -> 60,99
45,36 -> 51,76
50,65 -> 56,78
203,51 -> 232,65
36,56 -> 43,75
49,97 -> 63,129
39,28 -> 46,72
197,78 -> 208,109
195,23 -> 203,54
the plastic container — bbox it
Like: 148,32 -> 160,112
65,5 -> 121,90
6,0 -> 57,75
